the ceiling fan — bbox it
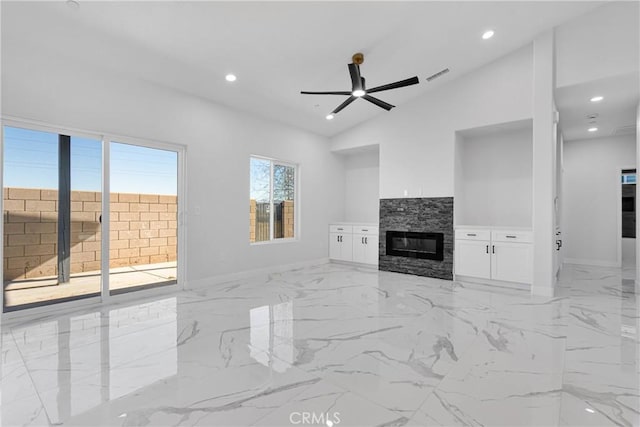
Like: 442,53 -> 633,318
301,52 -> 419,118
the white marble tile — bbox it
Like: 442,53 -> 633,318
0,262 -> 637,426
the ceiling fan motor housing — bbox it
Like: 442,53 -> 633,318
352,53 -> 364,65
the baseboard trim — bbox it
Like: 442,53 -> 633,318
454,274 -> 530,293
185,257 -> 331,289
564,258 -> 620,268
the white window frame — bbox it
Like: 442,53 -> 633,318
250,155 -> 298,245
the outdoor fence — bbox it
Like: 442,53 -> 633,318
249,199 -> 294,242
3,188 -> 177,281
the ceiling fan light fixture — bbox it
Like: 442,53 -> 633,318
352,89 -> 366,97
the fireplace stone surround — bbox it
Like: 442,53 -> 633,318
379,197 -> 453,280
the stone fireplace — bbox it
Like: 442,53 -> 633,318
379,197 -> 453,280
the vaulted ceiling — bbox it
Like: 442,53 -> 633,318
2,1 -> 608,136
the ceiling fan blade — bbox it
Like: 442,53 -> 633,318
332,96 -> 357,114
367,76 -> 419,94
301,91 -> 352,95
348,63 -> 363,92
363,95 -> 395,111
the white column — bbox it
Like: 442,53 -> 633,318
532,30 -> 557,297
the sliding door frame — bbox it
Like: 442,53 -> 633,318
0,116 -> 186,317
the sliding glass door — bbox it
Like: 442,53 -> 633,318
108,142 -> 178,295
2,124 -> 183,312
2,126 -> 102,311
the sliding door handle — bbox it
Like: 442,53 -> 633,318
486,245 -> 489,254
492,245 -> 495,254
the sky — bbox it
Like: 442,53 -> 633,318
3,126 -> 177,195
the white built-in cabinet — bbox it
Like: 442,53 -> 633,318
329,224 -> 379,266
455,227 -> 533,284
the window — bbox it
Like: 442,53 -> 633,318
249,156 -> 296,243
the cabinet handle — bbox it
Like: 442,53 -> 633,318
337,228 -> 343,231
361,237 -> 364,244
556,240 -> 560,251
486,245 -> 489,254
492,245 -> 495,254
362,229 -> 368,232
365,237 -> 368,244
467,233 -> 477,236
506,235 -> 517,239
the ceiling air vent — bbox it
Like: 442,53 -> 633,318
612,125 -> 637,136
426,68 -> 450,82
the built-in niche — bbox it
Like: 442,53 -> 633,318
339,145 -> 380,223
454,119 -> 533,228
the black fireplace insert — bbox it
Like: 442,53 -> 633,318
386,231 -> 444,261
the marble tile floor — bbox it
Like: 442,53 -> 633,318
0,262 -> 637,426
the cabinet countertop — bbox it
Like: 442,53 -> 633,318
455,225 -> 532,232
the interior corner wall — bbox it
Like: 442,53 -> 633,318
330,44 -> 534,199
343,150 -> 379,223
563,134 -> 636,266
1,45 -> 345,285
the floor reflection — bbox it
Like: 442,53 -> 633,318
3,298 -> 177,425
250,301 -> 293,373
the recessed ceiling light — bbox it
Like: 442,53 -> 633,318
590,96 -> 604,102
352,89 -> 365,97
225,74 -> 237,82
66,0 -> 80,9
326,114 -> 334,120
588,127 -> 598,132
482,30 -> 495,40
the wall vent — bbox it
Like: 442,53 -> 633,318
612,125 -> 637,136
426,68 -> 450,82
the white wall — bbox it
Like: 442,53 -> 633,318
331,45 -> 534,199
342,149 -> 379,223
563,134 -> 636,266
456,126 -> 532,227
1,43 -> 345,285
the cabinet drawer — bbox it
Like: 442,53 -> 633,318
455,229 -> 490,241
354,225 -> 378,235
330,224 -> 353,234
492,230 -> 532,243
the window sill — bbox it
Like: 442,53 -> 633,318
250,238 -> 299,246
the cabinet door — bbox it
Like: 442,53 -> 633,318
329,233 -> 342,260
455,240 -> 491,279
364,234 -> 379,265
352,234 -> 367,263
339,233 -> 353,261
491,242 -> 533,284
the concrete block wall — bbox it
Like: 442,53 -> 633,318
3,188 -> 177,281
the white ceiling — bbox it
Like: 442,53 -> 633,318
556,72 -> 639,142
2,1 -> 606,137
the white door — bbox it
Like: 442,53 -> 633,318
455,240 -> 491,279
491,242 -> 533,284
